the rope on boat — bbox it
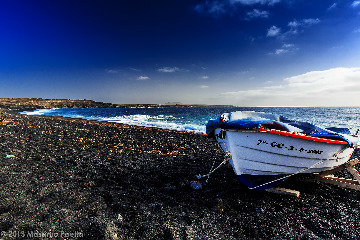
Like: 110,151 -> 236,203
196,158 -> 229,183
249,157 -> 331,190
197,130 -> 231,182
249,144 -> 350,190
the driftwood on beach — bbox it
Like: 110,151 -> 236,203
1,103 -> 360,239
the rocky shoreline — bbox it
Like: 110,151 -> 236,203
0,98 -> 117,111
1,108 -> 360,239
0,98 -> 234,112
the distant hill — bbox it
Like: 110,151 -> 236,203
0,98 -> 233,111
0,98 -> 115,111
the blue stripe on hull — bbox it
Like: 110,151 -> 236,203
237,174 -> 287,190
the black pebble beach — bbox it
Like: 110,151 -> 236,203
1,108 -> 360,239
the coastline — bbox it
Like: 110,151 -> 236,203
0,98 -> 234,112
1,105 -> 360,238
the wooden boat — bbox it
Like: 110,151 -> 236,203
206,111 -> 359,190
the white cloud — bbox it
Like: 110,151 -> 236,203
288,18 -> 320,30
106,69 -> 119,74
352,1 -> 360,7
217,67 -> 360,106
288,20 -> 300,29
268,18 -> 320,42
194,0 -> 280,17
200,85 -> 209,88
193,1 -> 227,17
267,26 -> 281,37
136,76 -> 150,80
201,75 -> 209,79
129,67 -> 141,72
230,0 -> 280,5
269,43 -> 298,55
302,18 -> 320,26
282,43 -> 294,48
267,18 -> 319,55
157,67 -> 182,73
246,9 -> 269,19
328,3 -> 337,10
274,48 -> 288,55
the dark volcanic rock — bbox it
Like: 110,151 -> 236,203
0,98 -> 116,111
0,109 -> 360,239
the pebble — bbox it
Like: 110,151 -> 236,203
1,108 -> 360,239
190,181 -> 203,190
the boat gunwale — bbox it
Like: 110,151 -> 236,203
222,128 -> 349,145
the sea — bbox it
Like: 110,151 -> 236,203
21,107 -> 360,135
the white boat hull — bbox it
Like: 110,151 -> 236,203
214,129 -> 355,189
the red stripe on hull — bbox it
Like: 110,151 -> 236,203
255,128 -> 348,145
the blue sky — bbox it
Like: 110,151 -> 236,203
1,0 -> 360,106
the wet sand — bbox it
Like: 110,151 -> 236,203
1,109 -> 360,239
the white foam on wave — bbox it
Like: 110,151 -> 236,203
20,108 -> 60,115
100,115 -> 206,134
21,110 -> 206,134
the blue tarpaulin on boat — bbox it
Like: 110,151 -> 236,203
326,127 -> 352,135
206,118 -> 264,134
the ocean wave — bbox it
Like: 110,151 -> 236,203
20,108 -> 60,115
19,107 -> 360,135
101,115 -> 206,133
21,110 -> 206,133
